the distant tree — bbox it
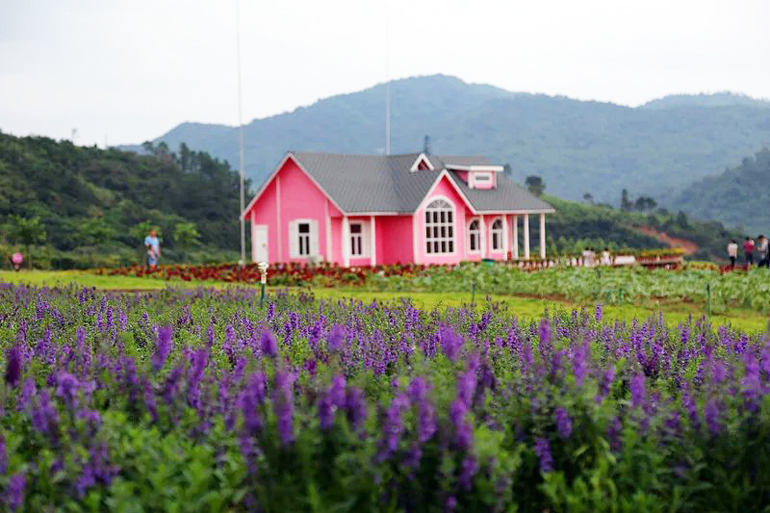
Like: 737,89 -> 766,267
621,189 -> 633,212
423,135 -> 431,156
503,163 -> 513,178
583,192 -> 594,204
179,143 -> 191,172
141,141 -> 155,154
525,175 -> 545,196
174,222 -> 201,248
676,210 -> 689,228
634,196 -> 658,212
77,218 -> 115,246
8,215 -> 47,269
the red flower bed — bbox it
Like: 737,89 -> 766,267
96,262 -> 433,286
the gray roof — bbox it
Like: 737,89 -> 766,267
287,151 -> 554,214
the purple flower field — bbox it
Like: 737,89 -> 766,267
1,284 -> 770,511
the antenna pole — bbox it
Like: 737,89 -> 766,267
385,1 -> 390,155
236,0 -> 246,266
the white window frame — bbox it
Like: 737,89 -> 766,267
297,222 -> 311,256
350,221 -> 364,257
474,172 -> 492,182
467,218 -> 481,254
289,219 -> 319,259
424,197 -> 456,255
490,217 -> 504,252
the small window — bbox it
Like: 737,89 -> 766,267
298,222 -> 311,256
474,173 -> 491,182
468,219 -> 481,252
350,223 -> 363,256
491,219 -> 503,251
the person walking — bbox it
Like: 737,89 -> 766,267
727,239 -> 738,269
144,229 -> 161,271
758,235 -> 769,268
743,237 -> 755,267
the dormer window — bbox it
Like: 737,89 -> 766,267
410,153 -> 434,172
474,172 -> 491,183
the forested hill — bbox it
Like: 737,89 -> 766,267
676,147 -> 770,235
0,131 -> 249,267
128,75 -> 770,208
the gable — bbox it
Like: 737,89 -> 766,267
242,154 -> 343,219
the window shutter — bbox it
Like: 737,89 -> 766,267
288,221 -> 298,258
310,220 -> 319,256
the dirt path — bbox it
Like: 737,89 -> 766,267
635,226 -> 699,255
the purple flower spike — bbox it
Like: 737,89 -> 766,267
8,472 -> 26,511
630,373 -> 646,408
554,407 -> 572,439
4,345 -> 22,388
595,302 -> 603,322
534,437 -> 554,473
327,325 -> 346,353
439,325 -> 463,363
273,370 -> 295,445
151,326 -> 173,371
260,331 -> 279,358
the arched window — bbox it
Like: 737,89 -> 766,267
425,199 -> 454,254
491,219 -> 504,251
468,219 -> 481,253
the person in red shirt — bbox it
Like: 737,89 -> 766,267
743,237 -> 755,266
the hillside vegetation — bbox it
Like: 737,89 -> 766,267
0,132 -> 250,268
133,75 -> 770,209
676,147 -> 770,235
0,131 -> 744,268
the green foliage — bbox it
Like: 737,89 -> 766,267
7,215 -> 47,269
677,147 -> 770,235
525,175 -> 545,196
0,132 -> 250,267
174,222 -> 201,248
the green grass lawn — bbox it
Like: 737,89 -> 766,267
2,271 -> 767,332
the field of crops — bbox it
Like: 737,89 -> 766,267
101,262 -> 770,314
2,284 -> 770,511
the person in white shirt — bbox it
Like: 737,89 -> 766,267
727,240 -> 738,268
757,235 -> 769,268
600,248 -> 612,266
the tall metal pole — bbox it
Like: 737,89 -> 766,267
384,1 -> 390,155
236,0 -> 246,265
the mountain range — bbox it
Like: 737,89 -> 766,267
123,74 -> 770,231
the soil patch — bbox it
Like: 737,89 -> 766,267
635,226 -> 699,255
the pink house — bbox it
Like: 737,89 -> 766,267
241,152 -> 554,266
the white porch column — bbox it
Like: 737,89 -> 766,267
412,213 -> 420,264
480,215 -> 486,259
523,213 -> 530,259
342,216 -> 350,267
539,213 -> 546,260
250,210 -> 258,262
325,200 -> 333,262
502,215 -> 509,261
370,216 -> 377,266
512,214 -> 519,260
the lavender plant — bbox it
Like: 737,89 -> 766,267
0,283 -> 769,511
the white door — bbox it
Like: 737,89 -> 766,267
253,224 -> 268,262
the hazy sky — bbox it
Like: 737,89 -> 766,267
1,0 -> 768,147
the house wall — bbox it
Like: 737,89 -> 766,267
247,158 -> 336,264
416,176 -> 469,265
484,214 -> 507,260
378,216 -> 413,264
465,209 -> 483,262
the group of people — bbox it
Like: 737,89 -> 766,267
727,236 -> 769,268
581,247 -> 613,267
